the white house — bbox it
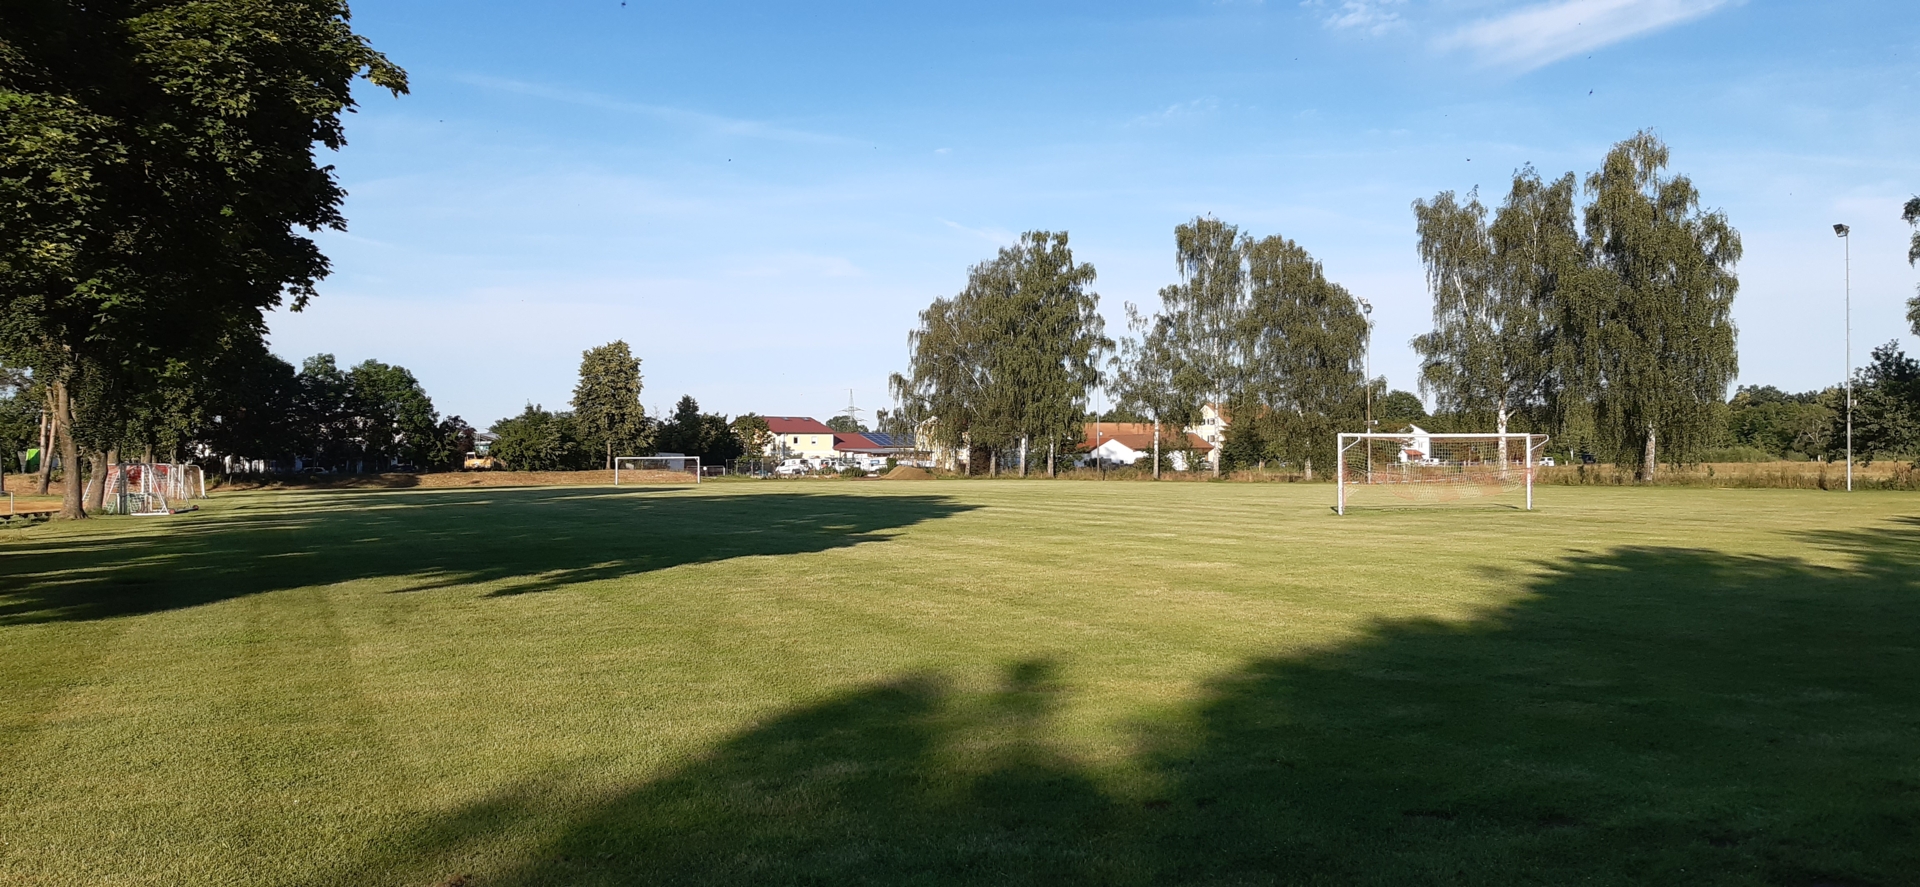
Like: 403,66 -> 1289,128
1078,423 -> 1215,471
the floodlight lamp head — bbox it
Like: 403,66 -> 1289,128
1833,223 -> 1850,237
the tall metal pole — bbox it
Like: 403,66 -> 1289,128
1359,298 -> 1373,484
1835,223 -> 1852,492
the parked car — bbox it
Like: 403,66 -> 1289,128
774,459 -> 813,477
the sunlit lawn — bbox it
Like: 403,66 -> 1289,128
1,479 -> 1916,886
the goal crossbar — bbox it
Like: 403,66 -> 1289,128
613,455 -> 702,486
1336,432 -> 1548,515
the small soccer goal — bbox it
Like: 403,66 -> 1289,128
1336,430 -> 1548,514
613,455 -> 702,486
101,462 -> 207,516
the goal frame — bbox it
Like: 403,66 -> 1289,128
612,455 -> 702,486
1335,432 -> 1547,515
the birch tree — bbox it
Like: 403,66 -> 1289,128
1580,131 -> 1740,479
892,232 -> 1107,476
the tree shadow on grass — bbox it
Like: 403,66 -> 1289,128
0,488 -> 976,626
331,518 -> 1920,887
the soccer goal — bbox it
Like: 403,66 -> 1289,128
613,455 -> 702,486
1335,431 -> 1548,514
101,462 -> 207,516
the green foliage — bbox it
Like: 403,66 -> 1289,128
1725,385 -> 1833,460
1242,234 -> 1368,471
1411,169 -> 1578,435
1374,389 -> 1428,429
0,1 -> 403,512
826,415 -> 868,434
1833,342 -> 1920,464
571,341 -> 650,469
1217,410 -> 1265,472
346,360 -> 440,466
1117,218 -> 1368,474
1697,445 -> 1778,463
732,414 -> 773,459
488,404 -> 582,472
1411,133 -> 1740,477
893,231 -> 1109,473
656,396 -> 745,466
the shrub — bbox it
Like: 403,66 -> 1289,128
1698,445 -> 1778,463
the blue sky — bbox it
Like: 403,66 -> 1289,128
271,0 -> 1920,428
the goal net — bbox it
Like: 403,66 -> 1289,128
613,455 -> 702,486
1336,430 -> 1548,514
102,462 -> 207,516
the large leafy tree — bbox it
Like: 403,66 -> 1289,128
1241,234 -> 1369,474
1110,302 -> 1207,474
1117,218 -> 1369,477
488,405 -> 581,472
655,395 -> 742,466
731,413 -> 773,460
893,231 -> 1107,476
1411,132 -> 1740,478
1579,131 -> 1740,479
571,340 -> 649,469
346,359 -> 443,468
1831,342 -> 1920,463
1158,217 -> 1246,475
1411,168 -> 1579,438
0,0 -> 405,517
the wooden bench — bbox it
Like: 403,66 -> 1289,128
2,495 -> 59,523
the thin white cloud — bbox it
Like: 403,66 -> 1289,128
455,74 -> 856,145
1305,0 -> 1407,36
1438,0 -> 1733,70
1128,97 -> 1222,128
938,219 -> 1018,245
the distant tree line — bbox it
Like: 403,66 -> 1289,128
483,340 -> 753,472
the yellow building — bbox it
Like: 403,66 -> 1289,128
765,416 -> 840,461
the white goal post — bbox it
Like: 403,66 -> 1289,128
1336,431 -> 1549,515
613,455 -> 702,485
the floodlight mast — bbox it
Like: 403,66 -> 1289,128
1835,223 -> 1852,492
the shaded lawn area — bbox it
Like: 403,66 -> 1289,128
1,482 -> 1917,886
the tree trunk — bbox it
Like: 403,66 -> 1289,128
1641,424 -> 1658,482
990,448 -> 998,478
1047,441 -> 1055,478
1019,436 -> 1028,478
1153,419 -> 1160,480
1497,400 -> 1510,478
84,449 -> 110,513
1304,457 -> 1313,482
37,388 -> 54,496
54,380 -> 84,520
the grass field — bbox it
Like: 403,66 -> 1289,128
2,480 -> 1917,886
